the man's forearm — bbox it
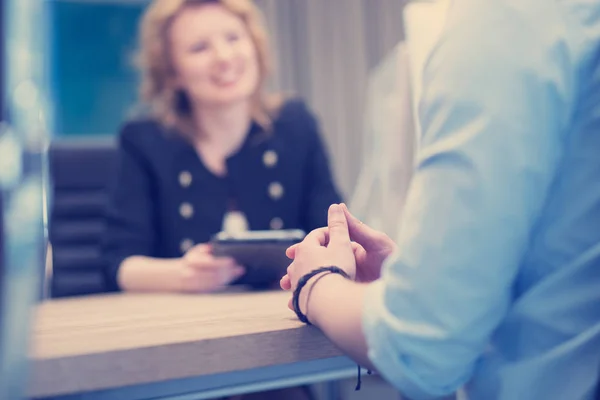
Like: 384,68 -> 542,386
302,274 -> 376,371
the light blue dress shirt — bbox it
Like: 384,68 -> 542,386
362,1 -> 600,399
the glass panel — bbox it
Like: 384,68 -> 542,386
0,0 -> 51,398
50,1 -> 144,136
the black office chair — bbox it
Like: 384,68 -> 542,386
48,137 -> 117,297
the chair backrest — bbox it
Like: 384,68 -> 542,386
48,137 -> 117,297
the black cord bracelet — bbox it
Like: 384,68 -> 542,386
291,266 -> 372,391
292,266 -> 350,325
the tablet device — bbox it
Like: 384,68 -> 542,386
210,229 -> 305,288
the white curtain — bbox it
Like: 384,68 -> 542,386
255,0 -> 407,198
350,0 -> 452,240
349,42 -> 416,238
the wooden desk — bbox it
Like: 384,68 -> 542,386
29,290 -> 357,399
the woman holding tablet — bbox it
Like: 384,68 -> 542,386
101,0 -> 341,294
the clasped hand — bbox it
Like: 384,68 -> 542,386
280,203 -> 396,307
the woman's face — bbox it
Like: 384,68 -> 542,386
169,3 -> 260,108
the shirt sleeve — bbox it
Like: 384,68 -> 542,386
362,1 -> 574,398
101,124 -> 159,291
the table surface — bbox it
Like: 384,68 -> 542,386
29,290 -> 347,398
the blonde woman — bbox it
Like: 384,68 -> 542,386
101,0 -> 341,297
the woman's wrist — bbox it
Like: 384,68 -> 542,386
118,256 -> 185,292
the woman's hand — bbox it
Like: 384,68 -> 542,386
178,244 -> 245,293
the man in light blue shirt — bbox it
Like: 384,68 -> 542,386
280,0 -> 600,399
